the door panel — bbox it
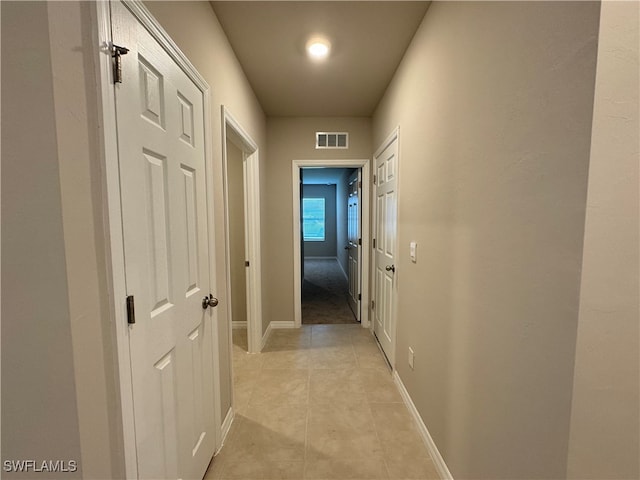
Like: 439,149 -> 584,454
154,350 -> 178,479
383,274 -> 394,343
143,149 -> 172,313
376,266 -> 384,334
182,165 -> 200,295
376,194 -> 384,252
187,324 -> 206,456
373,136 -> 398,365
113,3 -> 216,479
385,190 -> 396,258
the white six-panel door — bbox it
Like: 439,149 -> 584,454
373,135 -> 398,366
112,3 -> 216,479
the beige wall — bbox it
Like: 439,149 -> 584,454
144,0 -> 267,421
373,2 -> 600,478
2,2 -> 122,478
265,117 -> 371,326
566,2 -> 640,478
49,3 -> 125,477
227,139 -> 248,325
2,3 -> 83,476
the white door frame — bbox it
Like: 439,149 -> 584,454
292,159 -> 371,328
221,106 -> 263,355
372,127 -> 401,366
94,2 -> 222,477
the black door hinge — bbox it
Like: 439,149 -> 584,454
358,238 -> 362,246
245,260 -> 250,267
112,44 -> 130,84
371,300 -> 375,310
358,293 -> 361,301
373,238 -> 376,249
126,295 -> 135,324
373,174 -> 377,184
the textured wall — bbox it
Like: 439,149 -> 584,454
373,2 -> 600,477
1,2 -> 119,478
265,117 -> 371,325
567,2 -> 640,477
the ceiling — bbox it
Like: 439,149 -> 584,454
210,1 -> 431,117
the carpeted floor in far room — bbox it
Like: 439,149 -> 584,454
302,257 -> 358,325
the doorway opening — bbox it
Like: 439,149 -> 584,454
222,107 -> 263,356
301,168 -> 358,324
292,159 -> 371,329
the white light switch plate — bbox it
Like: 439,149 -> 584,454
410,242 -> 417,263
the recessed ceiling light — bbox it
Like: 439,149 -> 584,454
306,37 -> 331,61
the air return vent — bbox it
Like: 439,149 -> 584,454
316,132 -> 348,149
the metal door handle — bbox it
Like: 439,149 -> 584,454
385,264 -> 395,273
202,295 -> 219,309
344,245 -> 350,250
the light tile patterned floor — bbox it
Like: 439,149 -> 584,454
205,325 -> 440,480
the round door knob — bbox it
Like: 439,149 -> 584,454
202,295 -> 219,309
385,264 -> 395,273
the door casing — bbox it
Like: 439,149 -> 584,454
292,159 -> 372,328
221,107 -> 264,357
95,2 -> 222,477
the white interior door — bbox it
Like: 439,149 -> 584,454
373,136 -> 398,365
113,3 -> 216,479
347,171 -> 361,320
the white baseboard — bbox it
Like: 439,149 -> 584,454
216,406 -> 235,455
261,321 -> 297,350
270,321 -> 296,329
232,321 -> 247,329
392,370 -> 453,480
261,322 -> 273,350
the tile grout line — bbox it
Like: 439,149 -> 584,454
303,325 -> 314,478
303,361 -> 311,478
352,329 -> 392,480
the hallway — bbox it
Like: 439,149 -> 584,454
3,2 -> 637,479
207,325 -> 439,479
302,258 -> 358,325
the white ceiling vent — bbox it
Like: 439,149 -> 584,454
316,132 -> 349,149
